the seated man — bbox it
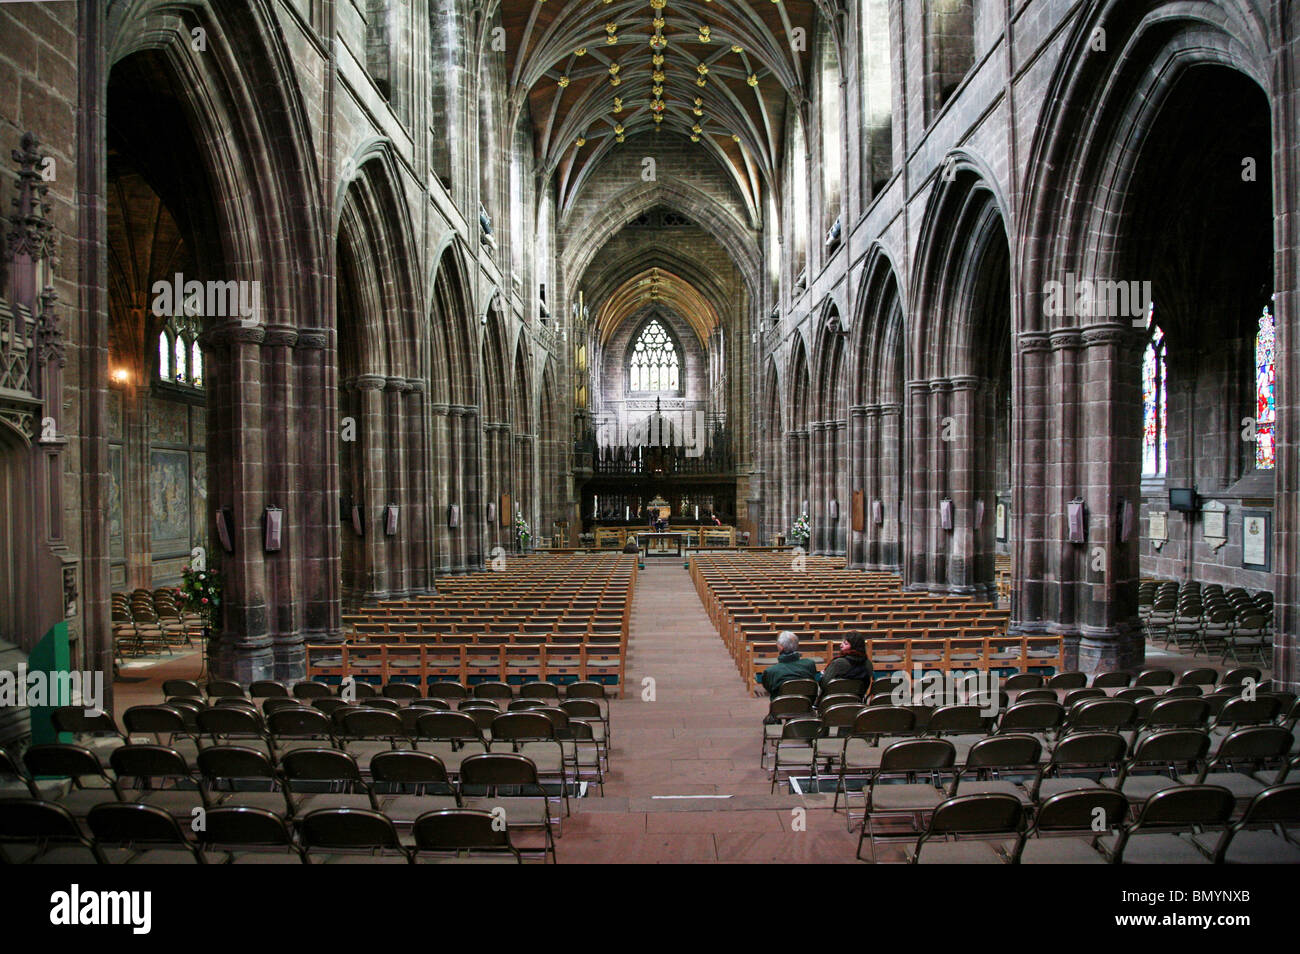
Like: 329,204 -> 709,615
822,631 -> 873,686
757,631 -> 820,697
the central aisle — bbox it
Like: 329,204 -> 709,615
560,560 -> 861,863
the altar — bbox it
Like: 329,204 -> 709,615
637,531 -> 685,557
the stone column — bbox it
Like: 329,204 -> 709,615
1076,324 -> 1144,672
905,381 -> 931,589
294,329 -> 340,658
1047,331 -> 1083,658
122,381 -> 150,590
263,325 -> 303,679
213,323 -> 273,683
355,373 -> 388,597
465,406 -> 485,569
879,401 -> 903,572
385,377 -> 412,598
848,404 -> 868,568
810,421 -> 828,553
430,403 -> 452,574
830,419 -> 847,554
928,379 -> 953,590
948,375 -> 980,594
404,379 -> 432,594
1013,332 -> 1051,634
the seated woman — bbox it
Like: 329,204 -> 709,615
822,632 -> 873,686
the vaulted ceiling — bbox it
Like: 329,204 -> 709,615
492,0 -> 831,220
595,266 -> 722,345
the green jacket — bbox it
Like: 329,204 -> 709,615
759,651 -> 819,696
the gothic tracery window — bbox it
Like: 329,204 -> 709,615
628,319 -> 680,393
157,314 -> 203,390
1141,314 -> 1167,478
1255,305 -> 1276,470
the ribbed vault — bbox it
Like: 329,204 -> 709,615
594,266 -> 721,347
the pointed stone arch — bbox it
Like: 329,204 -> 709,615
848,247 -> 907,570
907,160 -> 1011,598
1014,0 -> 1282,675
98,1 -> 332,683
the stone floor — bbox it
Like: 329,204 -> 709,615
111,561 -> 1272,864
551,558 -> 861,863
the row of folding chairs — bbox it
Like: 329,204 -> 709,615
1,799 -> 537,864
890,784 -> 1300,864
825,727 -> 1298,837
161,677 -> 610,714
112,589 -> 197,661
772,666 -> 1265,702
75,701 -> 608,791
3,744 -> 561,861
764,688 -> 1298,766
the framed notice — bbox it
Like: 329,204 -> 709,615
499,494 -> 512,528
995,500 -> 1007,542
1201,500 -> 1227,549
851,490 -> 865,532
1242,510 -> 1271,571
1149,510 -> 1168,546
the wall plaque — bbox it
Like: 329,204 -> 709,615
1201,499 -> 1227,550
1242,511 -> 1270,570
1149,510 -> 1168,549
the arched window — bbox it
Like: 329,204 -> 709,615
628,319 -> 680,393
818,33 -> 842,234
1141,314 -> 1167,478
156,315 -> 204,390
1255,305 -> 1276,470
158,331 -> 171,380
791,118 -> 809,277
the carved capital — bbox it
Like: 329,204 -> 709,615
1049,330 -> 1083,352
1017,332 -> 1052,354
263,325 -> 299,348
1081,323 -> 1133,348
296,329 -> 330,350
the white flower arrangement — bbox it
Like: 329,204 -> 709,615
791,512 -> 810,545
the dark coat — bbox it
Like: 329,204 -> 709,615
822,652 -> 873,685
760,651 -> 819,696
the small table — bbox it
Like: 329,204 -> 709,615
637,532 -> 685,557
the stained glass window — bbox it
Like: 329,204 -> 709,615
158,332 -> 171,380
1142,314 -> 1167,477
628,319 -> 680,392
157,317 -> 204,390
1256,306 -> 1276,470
